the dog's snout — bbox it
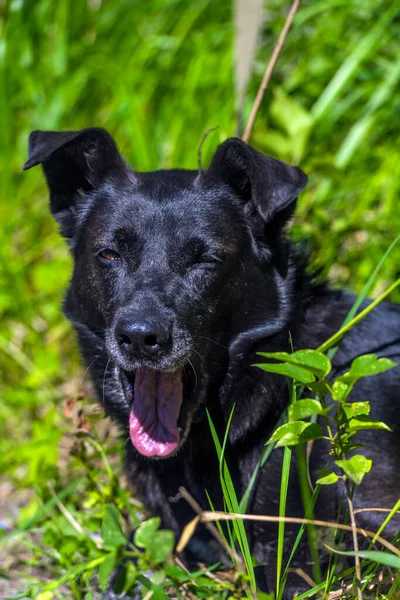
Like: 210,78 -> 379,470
115,315 -> 170,359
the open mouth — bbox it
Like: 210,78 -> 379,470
120,367 -> 186,458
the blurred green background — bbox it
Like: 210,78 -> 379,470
0,0 -> 399,580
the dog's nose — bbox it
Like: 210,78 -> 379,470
115,316 -> 170,358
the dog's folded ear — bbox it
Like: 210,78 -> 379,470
208,138 -> 307,225
23,128 -> 128,238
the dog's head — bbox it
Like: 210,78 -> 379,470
24,128 -> 307,458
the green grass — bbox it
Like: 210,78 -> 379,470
1,0 -> 400,597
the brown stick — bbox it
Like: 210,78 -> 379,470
346,485 -> 363,600
176,510 -> 400,558
242,0 -> 301,143
175,486 -> 244,568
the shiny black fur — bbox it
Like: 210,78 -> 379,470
24,129 -> 400,598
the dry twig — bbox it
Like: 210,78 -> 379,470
176,509 -> 400,559
287,567 -> 316,589
242,0 -> 301,143
346,486 -> 363,600
174,487 -> 244,568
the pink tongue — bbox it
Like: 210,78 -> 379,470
129,368 -> 183,457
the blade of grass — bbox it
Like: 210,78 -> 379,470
277,383 -> 296,599
387,571 -> 400,600
311,5 -> 397,121
280,484 -> 320,590
205,488 -> 229,548
206,409 -> 256,591
276,444 -> 292,600
217,404 -> 237,552
239,411 -> 286,512
338,235 -> 400,325
295,444 -> 321,583
326,235 -> 400,360
372,498 -> 400,544
334,58 -> 400,169
318,277 -> 400,354
324,546 -> 400,570
324,492 -> 347,595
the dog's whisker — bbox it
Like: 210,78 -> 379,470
195,335 -> 228,351
102,358 -> 112,406
186,357 -> 198,391
80,351 -> 105,389
191,348 -> 207,367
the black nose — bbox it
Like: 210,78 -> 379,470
115,315 -> 170,358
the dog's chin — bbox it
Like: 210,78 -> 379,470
117,359 -> 198,460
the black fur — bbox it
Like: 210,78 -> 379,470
24,128 -> 400,597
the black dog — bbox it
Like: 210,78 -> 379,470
24,128 -> 400,597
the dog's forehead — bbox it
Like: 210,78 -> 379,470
93,173 -> 244,243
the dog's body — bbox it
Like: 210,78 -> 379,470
24,128 -> 400,597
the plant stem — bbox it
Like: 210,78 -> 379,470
242,0 -> 301,143
345,482 -> 363,600
317,277 -> 400,354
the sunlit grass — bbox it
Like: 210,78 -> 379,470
1,0 -> 400,597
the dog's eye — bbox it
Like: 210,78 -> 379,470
197,255 -> 222,266
98,249 -> 121,262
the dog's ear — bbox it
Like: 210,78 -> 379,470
208,137 -> 307,224
23,127 -> 128,238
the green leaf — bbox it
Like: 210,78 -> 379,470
297,423 -> 325,444
134,517 -> 161,549
334,356 -> 396,396
290,350 -> 332,377
288,399 -> 324,421
133,518 -> 174,565
316,471 -> 339,485
149,530 -> 175,564
347,416 -> 391,432
123,562 -> 138,593
325,547 -> 400,570
98,553 -> 117,591
350,354 -> 396,377
268,421 -> 309,444
331,380 -> 349,401
268,421 -> 323,447
257,349 -> 331,377
102,505 -> 126,550
151,585 -> 170,600
335,455 -> 372,485
342,401 -> 370,420
254,362 -> 316,384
